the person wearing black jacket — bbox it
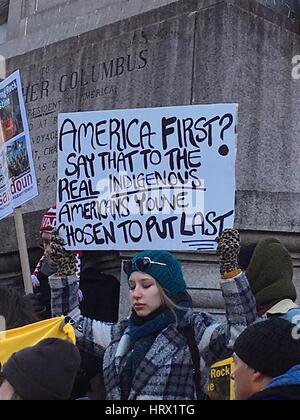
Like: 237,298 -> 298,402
79,251 -> 120,322
31,205 -> 58,319
31,207 -> 120,399
231,318 -> 300,400
0,287 -> 38,329
71,251 -> 120,399
237,238 -> 300,322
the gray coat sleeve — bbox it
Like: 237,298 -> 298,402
49,273 -> 113,355
194,272 -> 257,367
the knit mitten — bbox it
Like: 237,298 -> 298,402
50,230 -> 77,277
217,229 -> 242,279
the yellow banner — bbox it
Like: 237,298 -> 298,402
0,316 -> 75,366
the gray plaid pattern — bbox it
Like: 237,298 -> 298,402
50,275 -> 79,317
50,272 -> 256,400
103,273 -> 256,400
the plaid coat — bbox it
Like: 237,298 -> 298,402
50,273 -> 256,400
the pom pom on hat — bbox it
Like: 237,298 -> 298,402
40,205 -> 56,234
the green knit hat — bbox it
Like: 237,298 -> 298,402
125,250 -> 186,297
246,238 -> 296,308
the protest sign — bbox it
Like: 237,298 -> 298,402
57,104 -> 237,250
208,357 -> 235,400
0,70 -> 38,220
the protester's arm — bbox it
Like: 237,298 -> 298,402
194,230 -> 257,366
50,273 -> 113,354
49,231 -> 114,355
194,271 -> 257,368
218,229 -> 242,280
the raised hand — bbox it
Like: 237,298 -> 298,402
50,229 -> 77,277
217,229 -> 241,279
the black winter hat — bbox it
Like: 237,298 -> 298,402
237,243 -> 257,270
3,338 -> 81,400
234,318 -> 300,378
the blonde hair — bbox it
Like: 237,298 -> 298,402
157,283 -> 189,326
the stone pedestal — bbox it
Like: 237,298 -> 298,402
0,0 -> 298,314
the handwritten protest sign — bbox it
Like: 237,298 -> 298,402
57,104 -> 237,250
0,70 -> 38,220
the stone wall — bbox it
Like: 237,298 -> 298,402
194,1 -> 300,234
3,0 -> 180,55
257,0 -> 300,19
3,0 -> 300,233
4,0 -> 299,58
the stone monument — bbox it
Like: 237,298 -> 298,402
0,0 -> 298,316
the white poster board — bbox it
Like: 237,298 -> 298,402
57,104 -> 238,250
0,70 -> 38,220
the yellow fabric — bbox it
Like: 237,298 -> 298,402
0,316 -> 76,366
222,268 -> 242,280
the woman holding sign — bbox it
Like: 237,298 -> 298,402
48,229 -> 256,400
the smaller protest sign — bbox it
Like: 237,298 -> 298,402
208,357 -> 235,400
0,70 -> 38,220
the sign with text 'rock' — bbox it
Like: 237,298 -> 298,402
57,104 -> 237,250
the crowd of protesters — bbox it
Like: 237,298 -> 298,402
0,206 -> 299,400
8,150 -> 29,177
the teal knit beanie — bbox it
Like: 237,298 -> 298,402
126,250 -> 186,297
246,238 -> 296,308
